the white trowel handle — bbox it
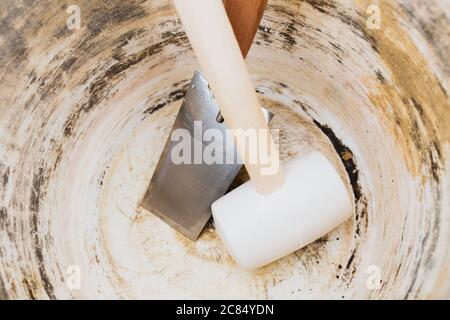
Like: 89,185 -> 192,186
173,0 -> 285,195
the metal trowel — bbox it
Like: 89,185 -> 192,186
141,0 -> 269,240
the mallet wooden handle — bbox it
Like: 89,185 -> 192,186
223,0 -> 268,58
173,0 -> 285,195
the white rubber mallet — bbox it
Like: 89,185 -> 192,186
173,0 -> 353,269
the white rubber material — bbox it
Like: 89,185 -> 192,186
212,151 -> 353,270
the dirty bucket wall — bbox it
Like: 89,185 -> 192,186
0,0 -> 449,299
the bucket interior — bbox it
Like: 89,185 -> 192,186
0,0 -> 449,299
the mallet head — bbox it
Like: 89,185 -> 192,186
212,151 -> 353,270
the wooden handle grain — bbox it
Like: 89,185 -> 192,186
223,0 -> 268,58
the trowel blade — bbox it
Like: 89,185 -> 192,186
141,71 -> 272,240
